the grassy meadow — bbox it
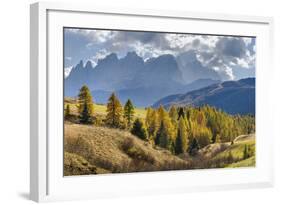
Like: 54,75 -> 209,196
65,97 -> 147,119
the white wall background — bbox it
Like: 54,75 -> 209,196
0,0 -> 280,204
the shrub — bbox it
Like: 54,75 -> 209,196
188,138 -> 200,156
243,144 -> 250,159
122,137 -> 135,151
122,138 -> 155,164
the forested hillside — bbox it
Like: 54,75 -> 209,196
64,85 -> 255,175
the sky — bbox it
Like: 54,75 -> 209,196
64,28 -> 256,80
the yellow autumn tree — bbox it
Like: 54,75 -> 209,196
105,93 -> 123,128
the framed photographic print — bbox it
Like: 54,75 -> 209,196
30,2 -> 274,202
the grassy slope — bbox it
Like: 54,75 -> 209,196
64,152 -> 110,175
94,104 -> 147,119
64,123 -> 188,176
197,134 -> 255,168
226,156 -> 255,168
214,138 -> 255,161
65,100 -> 147,119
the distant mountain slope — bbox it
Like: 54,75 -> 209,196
92,78 -> 220,107
152,78 -> 255,115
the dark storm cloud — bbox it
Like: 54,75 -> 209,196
192,39 -> 200,48
215,37 -> 247,58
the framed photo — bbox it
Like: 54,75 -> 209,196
30,2 -> 274,202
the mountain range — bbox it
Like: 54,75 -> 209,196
152,78 -> 255,115
65,51 -> 221,107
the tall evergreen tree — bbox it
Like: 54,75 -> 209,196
178,107 -> 185,120
175,116 -> 188,154
123,99 -> 135,128
105,93 -> 123,128
155,120 -> 173,149
78,85 -> 94,115
131,118 -> 148,140
79,101 -> 93,124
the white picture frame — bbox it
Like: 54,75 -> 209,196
30,1 -> 274,202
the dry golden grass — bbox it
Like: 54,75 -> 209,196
64,123 -> 188,175
233,134 -> 255,143
64,98 -> 147,119
64,152 -> 96,175
198,142 -> 230,159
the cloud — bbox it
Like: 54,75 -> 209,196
67,29 -> 117,43
132,41 -> 175,60
195,36 -> 255,79
89,49 -> 111,65
64,28 -> 256,80
215,37 -> 246,58
64,66 -> 73,78
65,56 -> 72,61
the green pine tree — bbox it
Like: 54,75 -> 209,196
123,99 -> 135,129
178,107 -> 185,120
79,101 -> 92,124
131,118 -> 148,140
155,121 -> 170,149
